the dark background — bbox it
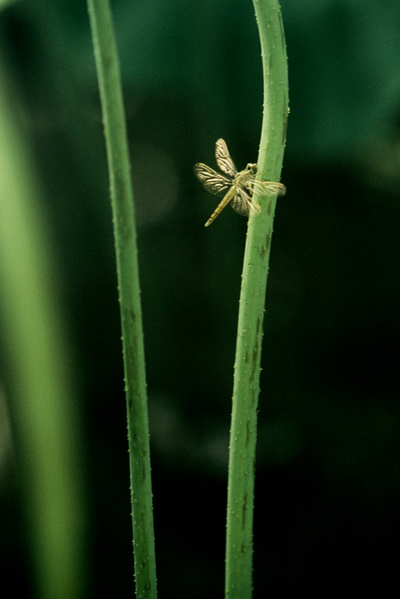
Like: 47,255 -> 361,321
1,0 -> 400,597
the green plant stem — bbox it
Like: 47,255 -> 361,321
87,1 -> 157,597
225,2 -> 288,598
0,62 -> 86,599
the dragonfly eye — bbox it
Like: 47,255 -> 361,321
246,163 -> 257,173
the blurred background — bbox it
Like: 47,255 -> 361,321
1,0 -> 400,597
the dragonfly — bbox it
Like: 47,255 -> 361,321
194,138 -> 286,227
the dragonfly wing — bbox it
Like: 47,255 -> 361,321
230,187 -> 261,217
215,139 -> 237,177
194,163 -> 232,196
249,179 -> 287,197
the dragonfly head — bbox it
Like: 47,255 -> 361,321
246,163 -> 258,174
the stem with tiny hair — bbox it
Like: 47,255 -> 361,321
225,1 -> 289,597
87,1 -> 157,597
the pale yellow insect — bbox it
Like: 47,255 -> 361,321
194,138 -> 286,227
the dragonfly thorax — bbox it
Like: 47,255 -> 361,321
235,163 -> 257,186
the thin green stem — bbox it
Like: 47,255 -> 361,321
225,2 -> 288,598
87,1 -> 157,597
